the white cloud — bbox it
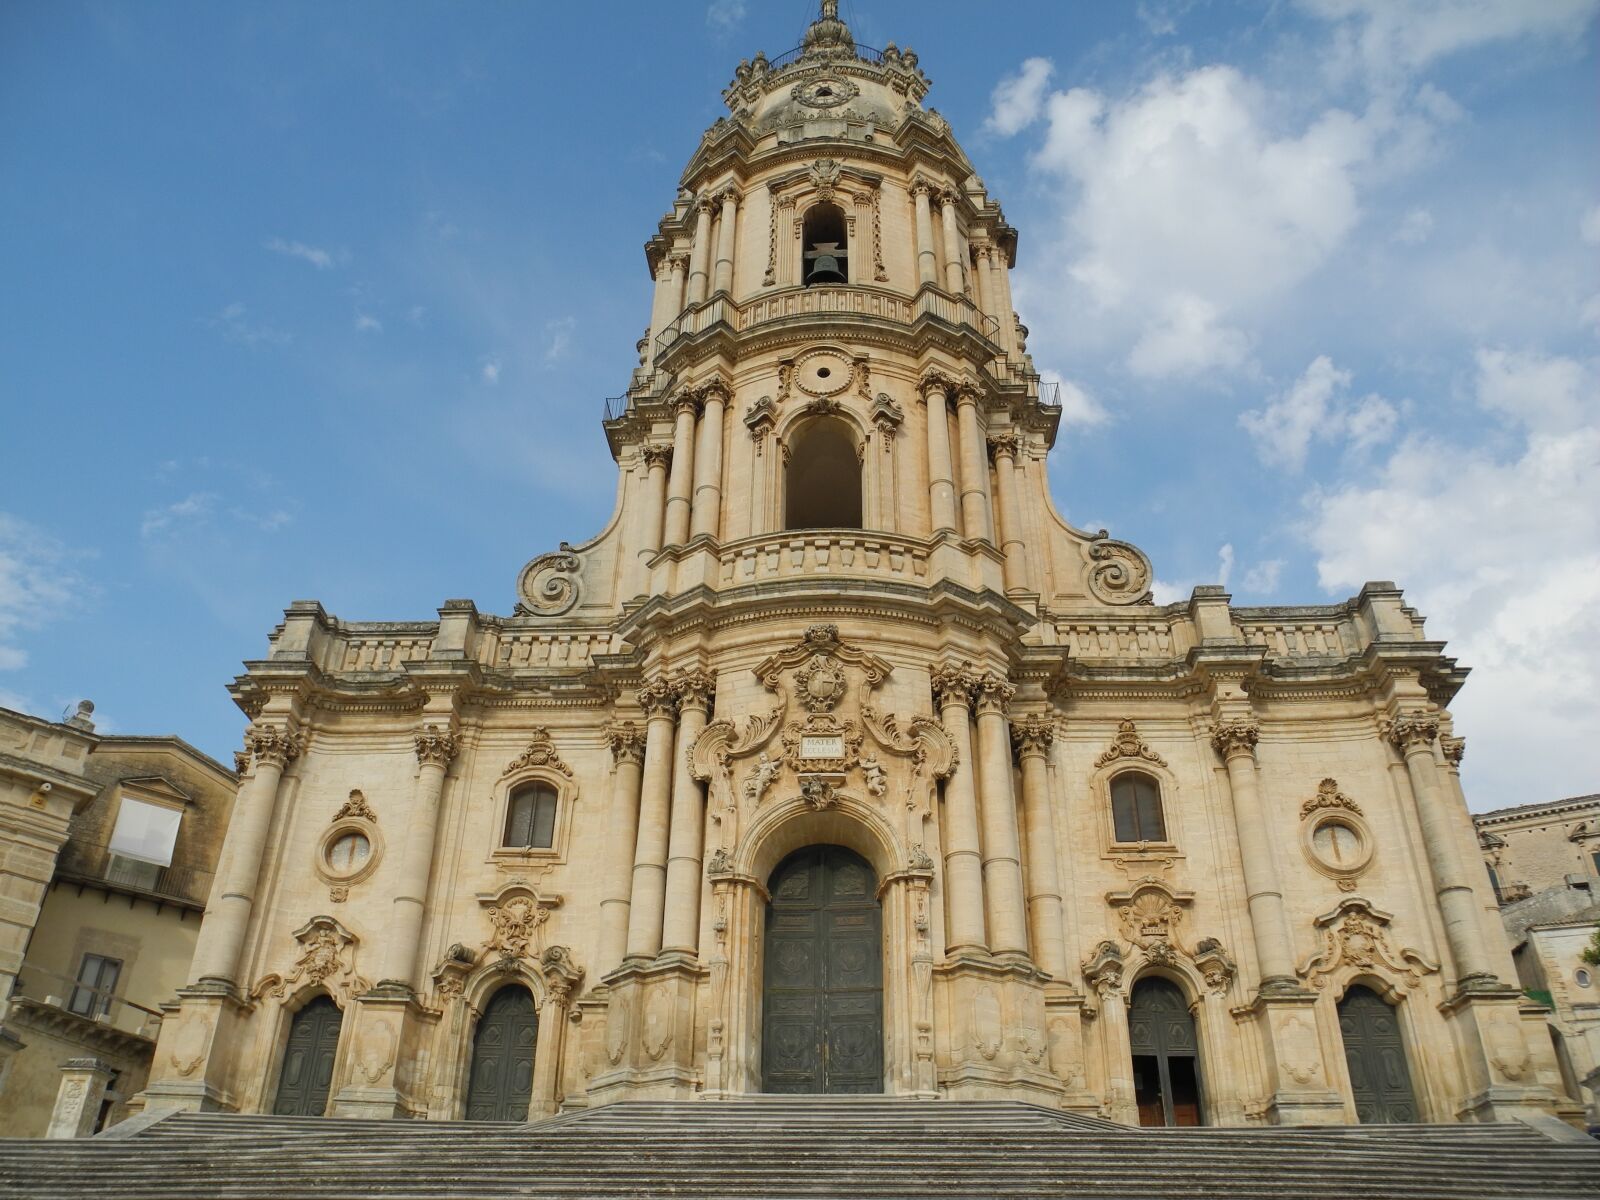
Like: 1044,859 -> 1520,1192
354,312 -> 383,334
1297,0 -> 1600,83
140,492 -> 218,539
1307,348 -> 1600,803
264,237 -> 344,270
481,358 -> 501,385
0,514 -> 87,678
705,0 -> 745,34
1242,558 -> 1285,594
1581,204 -> 1600,246
205,302 -> 291,347
1240,356 -> 1398,471
1136,1 -> 1193,37
1217,543 -> 1235,588
1024,66 -> 1375,379
1392,207 -> 1434,244
1039,371 -> 1109,430
1582,293 -> 1600,336
984,57 -> 1055,137
543,317 -> 576,365
1151,543 -> 1239,605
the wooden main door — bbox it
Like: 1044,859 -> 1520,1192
1128,977 -> 1204,1126
762,845 -> 883,1093
272,995 -> 342,1116
1339,985 -> 1418,1123
465,985 -> 538,1120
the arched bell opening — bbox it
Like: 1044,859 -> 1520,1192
464,983 -> 538,1121
784,416 -> 862,530
760,845 -> 884,1094
803,202 -> 849,285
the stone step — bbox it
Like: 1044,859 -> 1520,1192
1,1101 -> 1594,1200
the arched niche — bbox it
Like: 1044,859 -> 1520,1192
802,201 -> 849,285
784,415 -> 863,530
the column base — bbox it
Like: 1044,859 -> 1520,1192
138,982 -> 248,1115
584,955 -> 706,1105
328,984 -> 435,1119
1248,989 -> 1346,1125
1441,985 -> 1569,1122
1043,985 -> 1100,1112
934,952 -> 1063,1105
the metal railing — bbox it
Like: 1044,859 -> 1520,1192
9,962 -> 164,1040
54,840 -> 214,908
763,42 -> 886,73
603,394 -> 628,422
1038,381 -> 1061,409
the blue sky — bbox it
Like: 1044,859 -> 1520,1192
1,1 -> 1596,810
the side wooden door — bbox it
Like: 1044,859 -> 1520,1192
465,985 -> 538,1120
1339,986 -> 1418,1123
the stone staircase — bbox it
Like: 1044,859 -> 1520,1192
2,1097 -> 1597,1199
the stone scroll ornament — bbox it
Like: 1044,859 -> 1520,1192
1083,532 -> 1154,605
252,915 -> 368,1004
515,543 -> 582,616
1296,898 -> 1439,991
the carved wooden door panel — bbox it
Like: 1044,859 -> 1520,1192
1339,985 -> 1418,1123
1128,977 -> 1204,1126
762,845 -> 883,1094
465,985 -> 538,1121
272,995 -> 343,1117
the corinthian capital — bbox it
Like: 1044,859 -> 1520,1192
1383,713 -> 1440,752
642,444 -> 673,470
973,673 -> 1015,717
918,369 -> 959,400
1210,718 -> 1260,760
638,678 -> 680,718
1010,714 -> 1055,760
605,720 -> 646,766
930,661 -> 980,710
1441,735 -> 1465,767
414,723 -> 460,767
244,724 -> 302,768
673,669 -> 717,715
988,434 -> 1020,462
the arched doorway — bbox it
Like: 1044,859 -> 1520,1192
1128,977 -> 1203,1126
272,995 -> 342,1117
762,845 -> 883,1093
1338,985 -> 1418,1122
465,984 -> 538,1120
784,418 -> 862,530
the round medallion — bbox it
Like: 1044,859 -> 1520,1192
796,655 -> 847,712
793,76 -> 858,109
794,349 -> 852,397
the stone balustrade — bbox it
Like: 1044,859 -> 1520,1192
716,530 -> 931,589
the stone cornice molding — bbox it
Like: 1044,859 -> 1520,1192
413,723 -> 460,768
605,720 -> 646,766
1009,714 -> 1055,760
1209,718 -> 1260,761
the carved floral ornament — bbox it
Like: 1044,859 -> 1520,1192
252,915 -> 367,1004
1010,715 -> 1055,760
1209,718 -> 1260,760
1094,719 -> 1166,769
1301,778 -> 1361,818
501,727 -> 573,779
1382,713 -> 1440,752
605,720 -> 646,766
332,789 -> 376,823
1297,898 -> 1439,992
474,880 -> 566,970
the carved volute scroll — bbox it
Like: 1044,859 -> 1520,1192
1083,534 -> 1154,606
516,544 -> 583,616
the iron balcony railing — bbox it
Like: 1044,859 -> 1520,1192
8,962 -> 164,1040
603,394 -> 628,422
1038,381 -> 1061,408
762,43 -> 886,73
54,839 -> 214,908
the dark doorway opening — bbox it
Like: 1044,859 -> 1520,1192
272,995 -> 342,1117
465,984 -> 538,1120
1338,985 -> 1418,1123
1128,977 -> 1203,1126
784,418 -> 862,530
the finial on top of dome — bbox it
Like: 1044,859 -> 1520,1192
803,0 -> 853,58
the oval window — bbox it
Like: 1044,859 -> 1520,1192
1577,968 -> 1593,989
326,831 -> 371,872
1312,821 -> 1362,867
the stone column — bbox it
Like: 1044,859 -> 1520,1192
911,181 -> 939,286
189,723 -> 300,986
990,436 -> 1031,593
921,375 -> 958,536
46,1058 -> 116,1139
1386,714 -> 1498,987
686,197 -> 714,306
660,672 -> 715,956
1210,719 -> 1298,991
712,190 -> 738,296
954,386 -> 993,543
624,681 -> 679,963
599,722 -> 646,974
647,253 -> 674,352
939,191 -> 966,294
661,394 -> 700,548
988,248 -> 1016,358
931,664 -> 986,954
971,244 -> 994,321
1440,736 -> 1519,981
632,446 -> 671,596
690,383 -> 728,541
668,254 -> 688,316
1012,716 -> 1066,978
377,723 -> 458,989
974,675 -> 1029,958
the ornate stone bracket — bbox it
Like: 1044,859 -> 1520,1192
1082,940 -> 1125,999
1296,897 -> 1440,992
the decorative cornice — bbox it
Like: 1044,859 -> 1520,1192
1010,714 -> 1055,760
413,723 -> 460,767
1094,719 -> 1167,769
1210,718 -> 1260,760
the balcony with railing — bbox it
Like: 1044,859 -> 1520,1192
53,840 -> 214,910
8,962 -> 164,1044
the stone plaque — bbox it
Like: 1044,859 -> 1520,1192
801,735 -> 845,760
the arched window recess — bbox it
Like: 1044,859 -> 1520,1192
783,415 -> 863,531
803,201 -> 848,286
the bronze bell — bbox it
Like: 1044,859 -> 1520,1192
805,241 -> 847,284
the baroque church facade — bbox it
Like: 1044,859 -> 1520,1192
140,4 -> 1573,1129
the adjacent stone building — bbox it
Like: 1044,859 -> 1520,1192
0,702 -> 235,1136
139,3 -> 1573,1130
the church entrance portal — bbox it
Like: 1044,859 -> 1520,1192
1128,977 -> 1204,1126
1338,985 -> 1418,1123
272,995 -> 342,1117
464,984 -> 537,1120
761,845 -> 884,1093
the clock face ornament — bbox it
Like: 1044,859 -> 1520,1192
793,76 -> 858,109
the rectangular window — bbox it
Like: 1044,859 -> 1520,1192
67,954 -> 121,1019
503,785 -> 558,850
108,798 -> 182,867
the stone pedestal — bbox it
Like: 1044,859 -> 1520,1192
1443,985 -> 1565,1122
329,984 -> 434,1119
1042,985 -> 1099,1111
934,953 -> 1062,1104
585,956 -> 706,1104
46,1057 -> 117,1139
139,983 -> 250,1113
1249,989 -> 1346,1125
